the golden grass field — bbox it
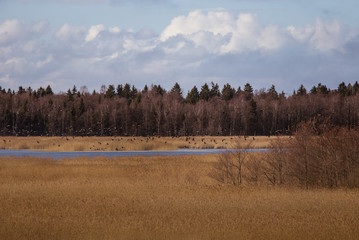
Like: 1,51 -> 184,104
1,153 -> 358,239
0,135 -> 289,151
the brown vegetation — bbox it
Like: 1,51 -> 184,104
287,123 -> 359,189
210,123 -> 359,189
0,135 -> 286,151
1,154 -> 359,239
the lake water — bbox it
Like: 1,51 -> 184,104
0,148 -> 269,159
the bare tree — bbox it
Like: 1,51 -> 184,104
210,138 -> 253,186
263,137 -> 288,186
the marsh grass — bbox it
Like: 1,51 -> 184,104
1,154 -> 358,239
0,136 -> 288,152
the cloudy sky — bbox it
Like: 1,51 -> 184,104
0,0 -> 358,94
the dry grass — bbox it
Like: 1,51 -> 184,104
0,136 -> 288,151
0,154 -> 358,239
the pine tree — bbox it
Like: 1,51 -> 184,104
221,83 -> 235,101
117,84 -> 123,97
267,84 -> 278,100
170,82 -> 183,97
186,86 -> 200,104
123,84 -> 131,99
297,84 -> 307,96
210,82 -> 221,98
45,85 -> 53,95
105,85 -> 115,98
244,83 -> 253,100
247,98 -> 258,135
200,83 -> 210,101
78,98 -> 85,116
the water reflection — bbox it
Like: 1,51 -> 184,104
0,148 -> 269,159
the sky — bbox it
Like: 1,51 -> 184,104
0,0 -> 358,94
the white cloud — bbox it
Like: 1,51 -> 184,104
109,27 -> 121,34
221,13 -> 260,53
160,10 -> 235,41
310,18 -> 353,52
0,20 -> 25,45
258,25 -> 286,50
161,11 -> 287,53
0,10 -> 358,94
55,23 -> 86,42
0,19 -> 48,46
287,25 -> 314,43
85,24 -> 106,42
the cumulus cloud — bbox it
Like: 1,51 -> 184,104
85,24 -> 106,42
310,19 -> 354,52
55,23 -> 86,42
161,10 -> 357,54
161,11 -> 289,53
161,10 -> 235,41
0,19 -> 48,45
0,20 -> 24,45
287,25 -> 314,43
0,10 -> 358,94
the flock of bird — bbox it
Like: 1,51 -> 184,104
0,135 -> 268,151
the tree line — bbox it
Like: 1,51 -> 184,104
0,81 -> 359,136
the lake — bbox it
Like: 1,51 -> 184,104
0,148 -> 269,159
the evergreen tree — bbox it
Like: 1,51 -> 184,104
67,89 -> 73,101
186,86 -> 200,104
117,84 -> 123,97
236,86 -> 242,96
317,83 -> 329,94
152,84 -> 165,96
78,98 -> 85,116
297,84 -> 307,96
45,85 -> 53,95
346,83 -> 353,96
353,81 -> 359,95
123,83 -> 131,99
337,82 -> 347,96
267,84 -> 278,100
18,86 -> 26,95
210,82 -> 221,98
247,98 -> 258,135
37,87 -> 45,97
170,82 -> 183,97
200,83 -> 210,101
72,85 -> 77,95
221,83 -> 235,101
105,85 -> 115,98
244,83 -> 253,100
131,85 -> 138,99
310,86 -> 317,95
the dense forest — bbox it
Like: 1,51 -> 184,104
0,81 -> 359,136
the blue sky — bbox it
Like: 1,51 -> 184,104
0,0 -> 358,94
2,0 -> 358,31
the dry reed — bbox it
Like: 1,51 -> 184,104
0,136 -> 288,152
0,154 -> 358,239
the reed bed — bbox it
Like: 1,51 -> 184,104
0,136 -> 287,152
0,154 -> 358,239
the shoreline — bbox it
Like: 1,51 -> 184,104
0,135 -> 290,152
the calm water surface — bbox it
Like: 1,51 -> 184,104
0,149 -> 268,159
